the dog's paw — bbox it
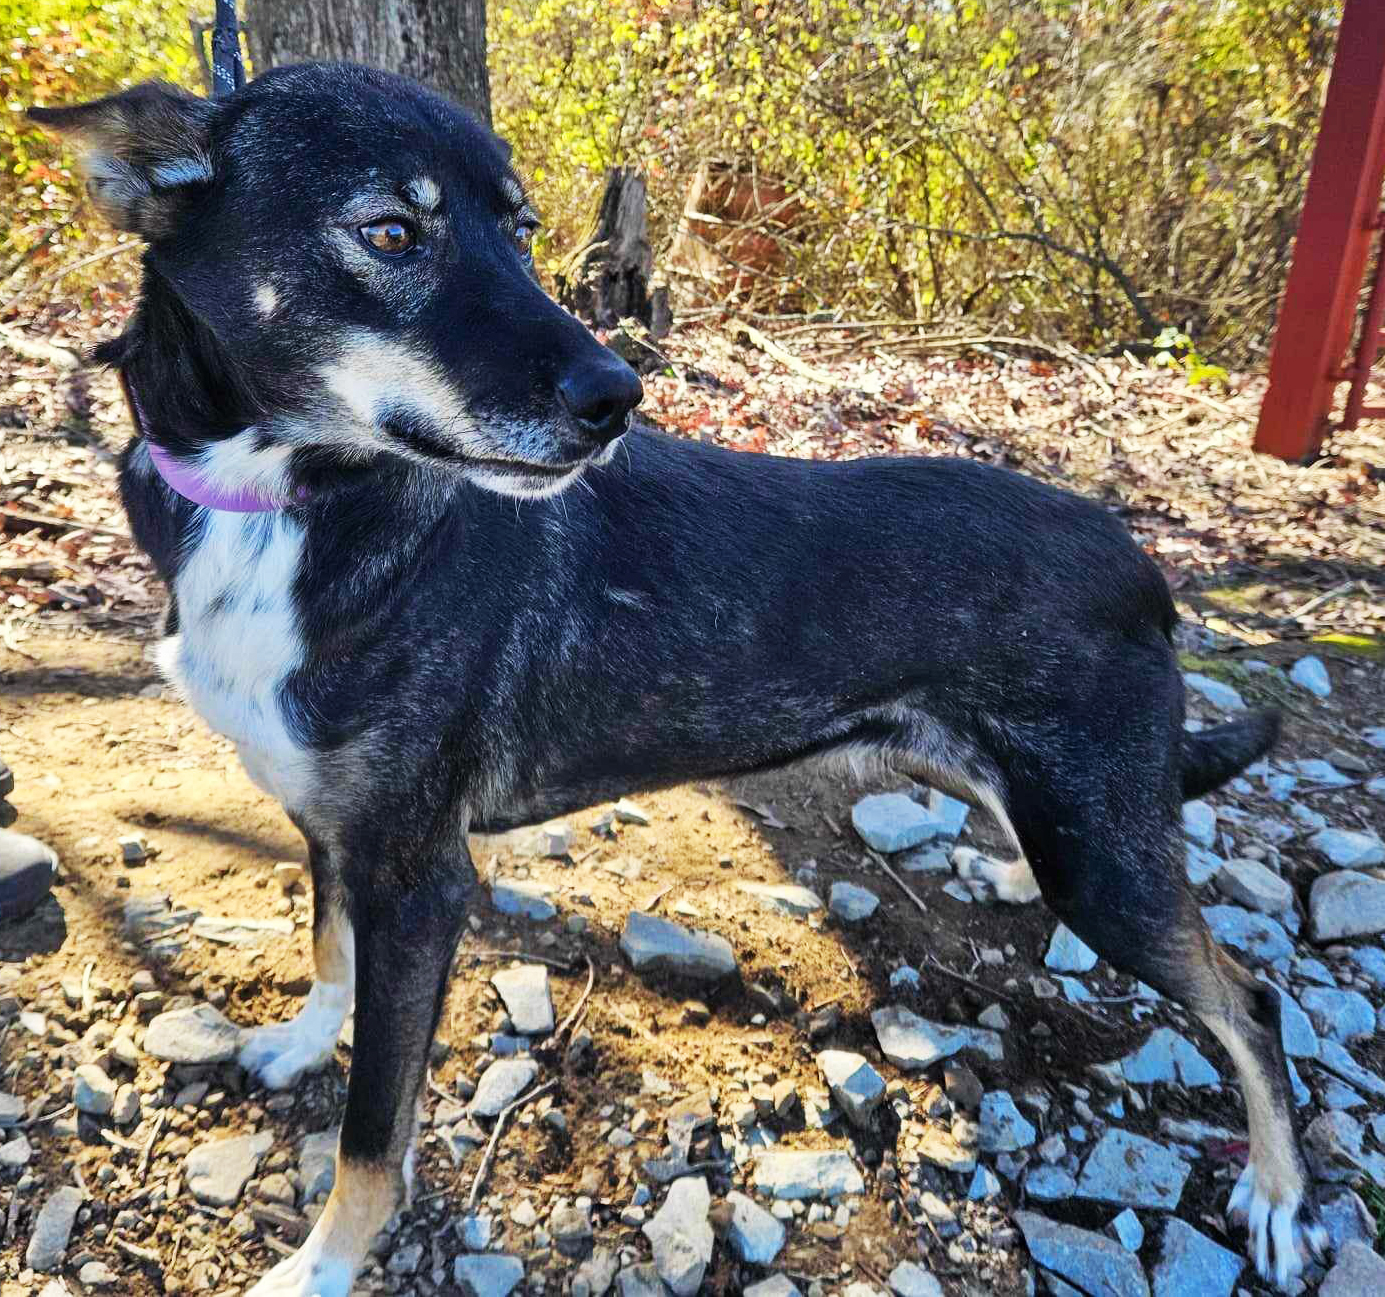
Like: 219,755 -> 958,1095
245,1246 -> 353,1297
951,847 -> 1042,905
239,1020 -> 335,1090
1228,1163 -> 1329,1291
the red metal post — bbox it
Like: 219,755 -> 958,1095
1254,0 -> 1385,461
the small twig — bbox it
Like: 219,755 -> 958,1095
469,949 -> 577,973
111,1235 -> 162,1265
0,241 -> 138,313
867,848 -> 928,918
642,884 -> 675,913
21,1102 -> 72,1129
467,1078 -> 559,1210
554,955 -> 595,1043
137,1109 -> 168,1184
81,958 -> 95,1015
0,506 -> 131,541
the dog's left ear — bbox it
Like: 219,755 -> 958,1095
29,82 -> 223,240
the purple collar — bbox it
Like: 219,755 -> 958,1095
123,374 -> 305,513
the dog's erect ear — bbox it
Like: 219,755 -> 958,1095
29,83 -> 222,239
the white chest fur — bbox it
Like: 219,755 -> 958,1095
157,510 -> 314,811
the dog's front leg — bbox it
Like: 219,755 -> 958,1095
246,854 -> 472,1297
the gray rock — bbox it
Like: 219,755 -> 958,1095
1216,858 -> 1293,914
1025,1166 -> 1076,1201
191,915 -> 294,944
0,1091 -> 22,1127
1364,726 -> 1385,749
551,1203 -> 594,1258
78,1261 -> 117,1288
573,1247 -> 618,1296
111,1084 -> 141,1126
1182,801 -> 1216,848
968,1165 -> 1001,1200
871,1005 -> 1003,1071
1319,1189 -> 1377,1255
724,1190 -> 786,1264
72,1064 -> 116,1116
744,1279 -> 802,1297
1299,986 -> 1376,1043
491,878 -> 557,920
299,1129 -> 337,1201
0,1132 -> 31,1169
1151,1219 -> 1240,1297
1014,1210 -> 1150,1297
818,1050 -> 885,1127
977,1003 -> 1010,1031
1201,905 -> 1293,964
617,1264 -> 666,1297
0,830 -> 57,923
643,1175 -> 713,1296
1321,1241 -> 1385,1297
979,1090 -> 1037,1152
1349,946 -> 1385,988
1289,656 -> 1331,698
491,965 -> 554,1036
144,1003 -> 244,1064
753,1149 -> 865,1199
1109,1208 -> 1144,1251
1293,758 -> 1353,787
1183,672 -> 1244,712
1120,1028 -> 1219,1086
1045,924 -> 1098,973
1311,869 -> 1385,939
829,881 -> 879,923
1076,1129 -> 1191,1209
453,1254 -> 524,1296
852,793 -> 937,852
737,881 -> 823,917
891,965 -> 922,990
620,912 -> 736,980
1265,984 -> 1318,1058
186,1130 -> 273,1206
1313,829 -> 1385,870
888,1261 -> 943,1297
898,845 -> 952,873
469,1058 -> 539,1118
1184,843 -> 1225,887
25,1186 -> 84,1272
923,789 -> 969,839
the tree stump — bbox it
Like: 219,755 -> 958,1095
558,168 -> 671,367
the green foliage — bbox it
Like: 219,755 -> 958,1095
1151,328 -> 1229,389
1361,1178 -> 1385,1250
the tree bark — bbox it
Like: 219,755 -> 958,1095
243,0 -> 490,126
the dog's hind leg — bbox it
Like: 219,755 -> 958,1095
247,848 -> 473,1297
1013,781 -> 1325,1290
240,842 -> 354,1090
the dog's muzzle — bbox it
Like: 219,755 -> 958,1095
556,351 -> 643,450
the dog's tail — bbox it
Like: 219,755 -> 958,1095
1180,709 -> 1281,800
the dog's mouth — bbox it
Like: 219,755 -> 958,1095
381,418 -> 586,480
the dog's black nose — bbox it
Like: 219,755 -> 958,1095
557,355 -> 643,446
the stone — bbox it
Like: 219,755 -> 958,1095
617,1264 -> 666,1297
78,1261 -> 117,1288
0,1091 -> 22,1127
0,830 -> 57,922
1045,924 -> 1098,973
916,1125 -> 976,1174
643,1175 -> 713,1296
459,1213 -> 493,1250
1120,1028 -> 1219,1087
1201,905 -> 1293,964
1183,672 -> 1244,712
1319,1189 -> 1377,1255
890,965 -> 921,989
871,1005 -> 1003,1071
1299,986 -> 1376,1043
1317,1041 -> 1385,1098
745,1279 -> 803,1297
899,845 -> 951,873
491,965 -> 554,1036
1151,1219 -> 1240,1297
1184,842 -> 1224,887
977,1003 -> 1010,1031
968,1165 -> 1001,1199
144,1003 -> 244,1064
1311,869 -> 1385,939
1014,1211 -> 1150,1297
851,792 -> 937,852
620,912 -> 736,981
470,1058 -> 539,1118
753,1149 -> 865,1199
724,1190 -> 785,1264
1182,801 -> 1216,848
1109,1209 -> 1144,1251
26,1186 -> 84,1272
186,1130 -> 273,1206
1349,946 -> 1385,988
1265,984 -> 1318,1058
551,1203 -> 594,1258
1216,858 -> 1293,914
1293,758 -> 1353,787
737,881 -> 823,917
1076,1129 -> 1191,1209
0,1132 -> 31,1169
923,788 -> 969,839
491,878 -> 557,920
297,1129 -> 337,1200
1289,655 -> 1331,698
453,1254 -> 524,1296
818,1050 -> 886,1127
614,798 -> 650,824
1321,1241 -> 1385,1297
829,881 -> 879,923
889,1262 -> 942,1297
1026,1166 -> 1077,1201
1313,829 -> 1385,870
979,1090 -> 1037,1152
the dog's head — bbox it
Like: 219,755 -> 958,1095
31,65 -> 642,498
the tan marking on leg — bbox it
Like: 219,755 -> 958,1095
315,903 -> 353,986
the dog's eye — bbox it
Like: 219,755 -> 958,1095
514,222 -> 537,257
360,220 -> 416,256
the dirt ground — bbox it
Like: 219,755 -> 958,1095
1,321 -> 1384,1295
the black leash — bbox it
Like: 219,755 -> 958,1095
209,0 -> 245,98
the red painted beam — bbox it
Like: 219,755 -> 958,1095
1255,0 -> 1385,461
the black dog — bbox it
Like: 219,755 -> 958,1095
33,64 -> 1322,1295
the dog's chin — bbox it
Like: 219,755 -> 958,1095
464,459 -> 587,501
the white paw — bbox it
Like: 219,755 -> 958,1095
239,1021 -> 335,1090
245,1246 -> 353,1297
952,847 -> 1042,905
1228,1164 -> 1329,1291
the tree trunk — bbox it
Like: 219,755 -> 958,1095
243,0 -> 490,126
